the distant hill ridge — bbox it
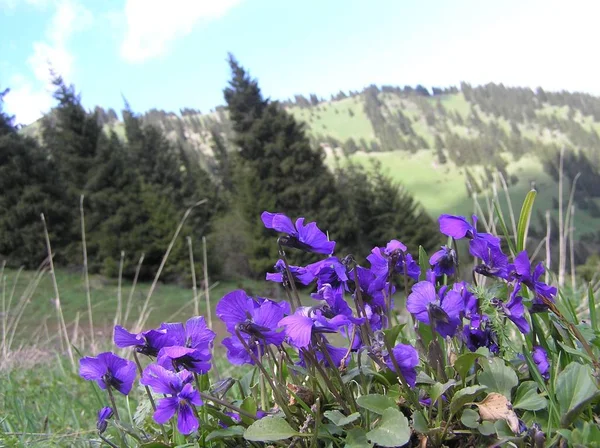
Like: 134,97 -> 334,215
22,82 -> 600,258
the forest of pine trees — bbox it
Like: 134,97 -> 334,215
0,59 -> 440,281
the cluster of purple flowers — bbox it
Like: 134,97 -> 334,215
80,317 -> 216,435
79,209 -> 554,439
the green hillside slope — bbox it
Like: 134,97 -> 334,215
23,84 -> 600,251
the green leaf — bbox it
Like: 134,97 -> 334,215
588,284 -> 598,332
478,357 -> 518,399
344,428 -> 373,448
140,443 -> 171,448
383,324 -> 405,348
366,408 -> 411,447
461,408 -> 480,429
513,381 -> 547,411
243,417 -> 300,442
356,394 -> 397,414
324,410 -> 360,426
556,362 -> 600,427
429,379 -> 457,405
453,352 -> 485,380
205,426 -> 245,441
516,189 -> 536,252
494,419 -> 514,438
412,411 -> 428,433
240,396 -> 257,425
558,342 -> 593,363
478,420 -> 496,436
418,246 -> 429,281
450,385 -> 487,415
493,201 -> 517,255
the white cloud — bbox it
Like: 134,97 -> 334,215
3,77 -> 53,125
120,0 -> 241,63
4,0 -> 92,125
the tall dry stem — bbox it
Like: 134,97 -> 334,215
41,213 -> 75,369
80,195 -> 95,348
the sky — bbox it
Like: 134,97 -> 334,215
1,0 -> 599,125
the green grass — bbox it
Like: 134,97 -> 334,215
343,149 -> 598,238
288,97 -> 376,143
3,267 -> 280,348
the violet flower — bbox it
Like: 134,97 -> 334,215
266,259 -> 315,285
492,284 -> 530,334
368,240 -> 420,290
470,238 -> 509,279
160,316 -> 216,352
278,306 -> 355,348
384,343 -> 419,387
141,364 -> 203,435
261,211 -> 335,254
429,246 -> 457,277
438,214 -> 500,248
406,281 -> 464,337
216,290 -> 289,365
113,326 -> 172,357
305,257 -> 349,295
157,345 -> 212,374
79,352 -> 136,395
299,341 -> 348,368
510,251 -> 557,311
311,284 -> 363,325
532,346 -> 550,380
97,407 -> 113,433
462,314 -> 498,353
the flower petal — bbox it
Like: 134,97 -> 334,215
177,402 -> 199,435
141,364 -> 181,395
406,281 -> 436,324
154,397 -> 178,424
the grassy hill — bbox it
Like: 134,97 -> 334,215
22,84 -> 600,247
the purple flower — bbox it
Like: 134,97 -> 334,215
266,259 -> 315,285
532,346 -> 550,380
141,364 -> 203,435
160,316 -> 216,352
429,246 -> 457,277
219,411 -> 242,428
462,314 -> 498,353
306,257 -> 349,296
113,326 -> 172,357
438,214 -> 500,248
384,343 -> 419,387
216,290 -> 289,365
261,211 -> 335,254
79,352 -> 136,395
367,240 -> 420,290
216,290 -> 288,345
97,407 -> 113,433
452,281 -> 477,316
299,341 -> 348,368
470,238 -> 509,279
278,307 -> 354,348
510,251 -> 557,311
406,281 -> 464,338
157,346 -> 212,374
492,284 -> 530,334
311,284 -> 363,325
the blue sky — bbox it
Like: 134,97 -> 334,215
1,0 -> 598,125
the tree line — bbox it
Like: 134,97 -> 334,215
0,56 -> 439,281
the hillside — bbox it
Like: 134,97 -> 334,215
22,83 -> 600,256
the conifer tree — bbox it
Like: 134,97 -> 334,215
0,89 -> 70,266
223,54 -> 351,273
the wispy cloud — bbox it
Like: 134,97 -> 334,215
120,0 -> 242,63
5,0 -> 92,125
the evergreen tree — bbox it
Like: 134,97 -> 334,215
0,89 -> 70,267
223,54 -> 352,274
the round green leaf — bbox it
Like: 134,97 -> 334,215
513,381 -> 547,411
366,407 -> 411,447
356,394 -> 397,414
243,417 -> 300,442
461,408 -> 480,429
478,357 -> 518,399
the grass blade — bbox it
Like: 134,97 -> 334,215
516,189 -> 537,253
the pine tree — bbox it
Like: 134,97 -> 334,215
223,54 -> 352,274
0,89 -> 70,267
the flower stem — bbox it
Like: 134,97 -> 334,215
199,391 -> 258,420
278,243 -> 302,310
106,385 -> 120,421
